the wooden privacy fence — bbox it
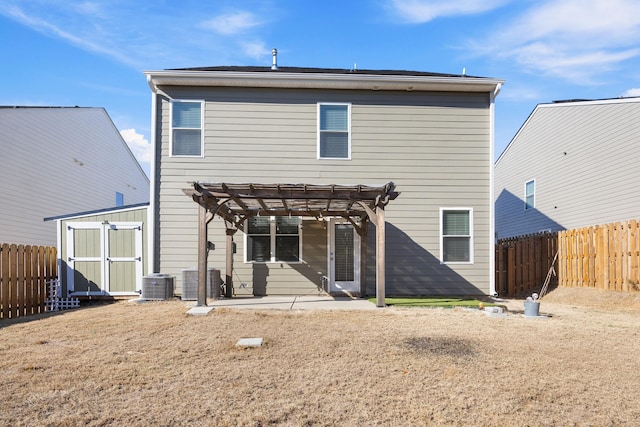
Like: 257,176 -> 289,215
1,243 -> 57,319
496,218 -> 640,297
558,220 -> 640,291
495,233 -> 558,297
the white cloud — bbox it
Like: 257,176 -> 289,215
0,3 -> 274,70
474,0 -> 640,83
511,42 -> 640,82
623,88 -> 640,97
120,128 -> 151,167
240,41 -> 269,61
74,2 -> 105,17
508,0 -> 640,45
390,0 -> 509,23
200,11 -> 263,35
1,4 -> 140,67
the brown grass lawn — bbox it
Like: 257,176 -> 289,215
1,287 -> 640,426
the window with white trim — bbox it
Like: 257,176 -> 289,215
246,216 -> 301,262
318,103 -> 350,159
171,100 -> 203,156
440,208 -> 473,263
525,179 -> 535,210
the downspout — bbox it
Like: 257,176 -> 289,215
146,74 -> 159,274
55,218 -> 64,294
489,83 -> 502,296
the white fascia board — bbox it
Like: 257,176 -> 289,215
538,97 -> 640,108
144,70 -> 504,94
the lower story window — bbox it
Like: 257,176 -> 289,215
441,208 -> 473,263
247,216 -> 301,262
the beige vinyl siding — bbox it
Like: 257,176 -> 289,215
495,99 -> 640,239
234,220 -> 327,296
0,108 -> 149,246
156,87 -> 492,295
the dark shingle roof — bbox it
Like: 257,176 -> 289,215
168,65 -> 481,79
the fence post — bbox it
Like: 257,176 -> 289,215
1,244 -> 9,319
557,231 -> 564,287
579,228 -> 585,287
631,220 -> 639,287
495,244 -> 503,296
622,221 -> 629,291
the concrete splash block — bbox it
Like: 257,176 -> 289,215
186,306 -> 214,316
236,338 -> 263,348
483,306 -> 509,318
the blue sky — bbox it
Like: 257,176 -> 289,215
2,0 -> 640,176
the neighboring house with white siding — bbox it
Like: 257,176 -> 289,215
145,62 -> 503,297
495,97 -> 640,239
0,107 -> 150,246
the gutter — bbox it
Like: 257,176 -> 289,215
147,82 -> 158,274
488,82 -> 502,297
144,69 -> 504,94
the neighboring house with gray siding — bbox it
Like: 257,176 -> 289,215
495,97 -> 640,239
145,64 -> 503,297
0,107 -> 150,246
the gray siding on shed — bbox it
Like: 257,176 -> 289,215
0,107 -> 150,246
495,98 -> 640,239
154,86 -> 493,296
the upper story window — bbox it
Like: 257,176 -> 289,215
171,100 -> 203,157
115,192 -> 124,207
440,208 -> 473,264
318,103 -> 351,159
246,216 -> 301,263
525,179 -> 535,210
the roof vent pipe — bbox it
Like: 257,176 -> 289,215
271,48 -> 278,70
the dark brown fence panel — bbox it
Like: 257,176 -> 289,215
0,243 -> 57,320
495,232 -> 558,297
498,219 -> 640,297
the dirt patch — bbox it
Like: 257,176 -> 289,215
403,336 -> 476,361
1,287 -> 639,426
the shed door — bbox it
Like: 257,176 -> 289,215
67,222 -> 142,295
67,223 -> 103,294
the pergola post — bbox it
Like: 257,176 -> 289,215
225,228 -> 236,298
375,205 -> 386,308
357,202 -> 387,308
197,203 -> 208,307
359,220 -> 368,297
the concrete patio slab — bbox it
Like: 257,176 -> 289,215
202,296 -> 378,311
